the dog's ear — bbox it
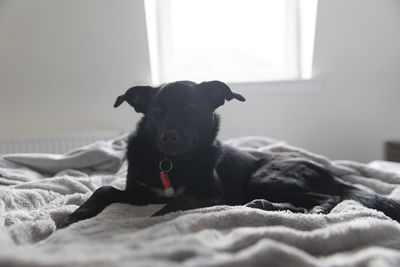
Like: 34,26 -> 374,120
197,80 -> 245,109
114,86 -> 157,113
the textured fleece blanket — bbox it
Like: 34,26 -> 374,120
1,136 -> 400,267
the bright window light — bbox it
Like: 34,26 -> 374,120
145,0 -> 318,84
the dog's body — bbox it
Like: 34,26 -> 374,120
58,81 -> 400,228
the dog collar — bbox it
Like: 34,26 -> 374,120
159,158 -> 175,197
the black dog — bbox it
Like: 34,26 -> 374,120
58,80 -> 400,228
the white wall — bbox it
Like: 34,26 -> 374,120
1,0 -> 400,162
0,0 -> 151,134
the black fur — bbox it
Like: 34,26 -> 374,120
58,80 -> 400,228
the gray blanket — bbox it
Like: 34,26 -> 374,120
1,136 -> 400,267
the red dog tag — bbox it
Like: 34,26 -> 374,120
160,171 -> 175,197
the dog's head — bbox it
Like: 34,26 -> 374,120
114,80 -> 245,156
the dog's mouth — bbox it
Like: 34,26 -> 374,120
157,137 -> 197,157
158,144 -> 195,157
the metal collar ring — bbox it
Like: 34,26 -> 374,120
159,159 -> 173,173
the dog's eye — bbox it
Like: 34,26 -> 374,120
152,105 -> 163,115
184,102 -> 198,112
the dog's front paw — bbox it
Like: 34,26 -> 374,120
245,199 -> 275,210
56,210 -> 89,229
57,214 -> 75,229
310,206 -> 326,214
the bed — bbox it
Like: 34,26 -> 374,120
1,135 -> 400,267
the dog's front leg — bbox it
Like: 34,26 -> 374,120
152,194 -> 222,216
57,185 -> 143,229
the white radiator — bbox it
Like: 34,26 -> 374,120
0,130 -> 121,155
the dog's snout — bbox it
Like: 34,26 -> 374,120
160,130 -> 180,145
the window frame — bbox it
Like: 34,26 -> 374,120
145,0 -> 319,91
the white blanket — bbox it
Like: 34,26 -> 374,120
1,136 -> 400,266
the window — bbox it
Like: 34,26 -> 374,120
145,0 -> 318,85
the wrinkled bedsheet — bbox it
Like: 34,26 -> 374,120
1,135 -> 400,267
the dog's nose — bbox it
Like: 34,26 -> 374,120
160,130 -> 180,145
